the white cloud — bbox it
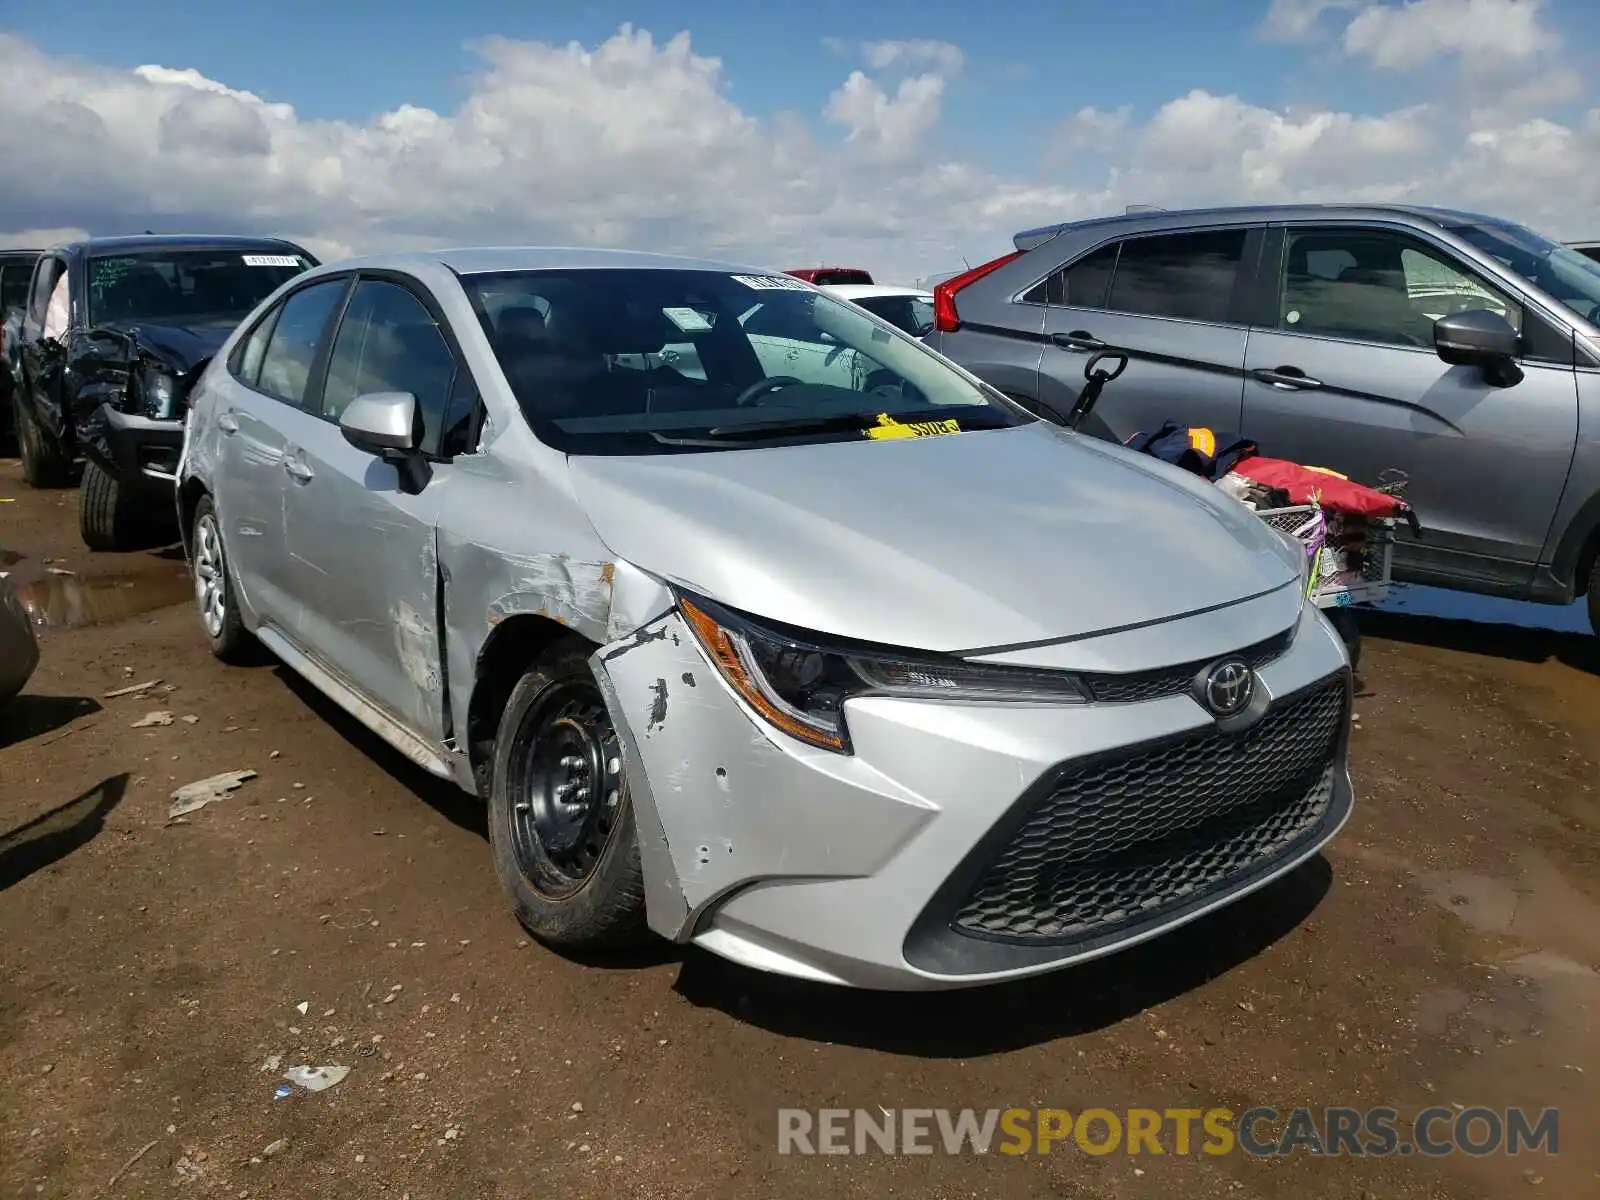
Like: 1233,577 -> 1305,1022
1342,0 -> 1557,71
1258,0 -> 1364,42
0,9 -> 1597,283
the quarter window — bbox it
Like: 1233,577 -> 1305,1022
1278,227 -> 1519,350
1026,242 -> 1119,309
253,280 -> 346,409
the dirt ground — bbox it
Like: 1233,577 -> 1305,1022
1,455 -> 1596,1200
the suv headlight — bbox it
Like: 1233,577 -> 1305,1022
677,592 -> 1089,753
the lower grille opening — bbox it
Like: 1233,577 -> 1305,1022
950,674 -> 1347,946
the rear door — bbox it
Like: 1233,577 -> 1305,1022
1239,222 -> 1579,586
211,276 -> 350,629
279,273 -> 481,742
1033,226 -> 1262,444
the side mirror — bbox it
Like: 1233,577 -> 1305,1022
1434,309 -> 1518,367
339,391 -> 421,455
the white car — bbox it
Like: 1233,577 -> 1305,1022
820,283 -> 936,339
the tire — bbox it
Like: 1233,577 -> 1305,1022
1327,606 -> 1362,673
15,400 -> 73,488
190,494 -> 256,664
487,636 -> 650,951
79,459 -> 145,551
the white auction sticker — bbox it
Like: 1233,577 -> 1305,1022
242,254 -> 303,267
662,306 -> 713,332
730,274 -> 811,291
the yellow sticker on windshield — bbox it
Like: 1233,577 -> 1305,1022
865,412 -> 962,440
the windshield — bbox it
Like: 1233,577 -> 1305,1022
463,268 -> 1029,454
1449,221 -> 1600,325
87,248 -> 316,327
851,293 -> 935,337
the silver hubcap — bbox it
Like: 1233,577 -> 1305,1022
193,515 -> 226,638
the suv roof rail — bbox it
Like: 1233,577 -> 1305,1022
1124,204 -> 1167,213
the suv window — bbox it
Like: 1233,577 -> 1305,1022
1106,230 -> 1246,323
322,280 -> 459,454
1025,231 -> 1245,322
1279,227 -> 1519,350
0,264 -> 30,314
1025,242 -> 1119,308
254,280 -> 346,408
26,258 -> 65,334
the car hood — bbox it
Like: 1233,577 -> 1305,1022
103,319 -> 236,374
567,422 -> 1299,653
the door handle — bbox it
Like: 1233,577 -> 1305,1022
283,454 -> 314,484
1050,330 -> 1106,353
1251,366 -> 1323,391
217,411 -> 239,435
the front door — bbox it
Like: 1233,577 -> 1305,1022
1240,223 -> 1579,587
280,275 -> 471,743
1034,226 -> 1260,444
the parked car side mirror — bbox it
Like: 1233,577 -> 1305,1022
340,391 -> 421,455
1434,309 -> 1524,387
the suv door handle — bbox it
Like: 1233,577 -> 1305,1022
1050,330 -> 1106,352
1251,366 -> 1323,391
283,453 -> 314,484
217,411 -> 239,435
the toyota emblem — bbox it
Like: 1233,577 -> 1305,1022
1201,659 -> 1254,717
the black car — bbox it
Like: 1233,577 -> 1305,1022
0,248 -> 42,454
13,235 -> 318,549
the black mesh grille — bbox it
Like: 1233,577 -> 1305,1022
952,674 -> 1346,944
1081,627 -> 1294,705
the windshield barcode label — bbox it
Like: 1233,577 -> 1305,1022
242,255 -> 302,267
731,274 -> 812,291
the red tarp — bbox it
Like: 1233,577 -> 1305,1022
1228,455 -> 1409,521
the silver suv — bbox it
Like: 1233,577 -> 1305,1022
929,205 -> 1600,632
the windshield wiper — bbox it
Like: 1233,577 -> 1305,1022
645,409 -> 1012,448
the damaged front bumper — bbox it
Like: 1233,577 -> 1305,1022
83,402 -> 184,491
591,599 -> 1354,991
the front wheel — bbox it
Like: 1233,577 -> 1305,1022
487,637 -> 650,951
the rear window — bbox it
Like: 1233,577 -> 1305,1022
852,294 -> 935,337
87,248 -> 317,326
809,269 -> 874,286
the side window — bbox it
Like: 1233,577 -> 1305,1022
1025,241 -> 1119,309
0,265 -> 31,315
26,258 -> 65,334
230,308 -> 280,387
321,280 -> 459,455
1279,228 -> 1519,350
254,280 -> 347,408
1106,230 -> 1247,324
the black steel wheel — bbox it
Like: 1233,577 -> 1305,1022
488,637 -> 649,949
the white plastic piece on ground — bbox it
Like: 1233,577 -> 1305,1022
283,1064 -> 350,1092
131,711 -> 174,728
168,770 -> 258,819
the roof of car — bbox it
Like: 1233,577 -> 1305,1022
821,283 -> 934,300
309,246 -> 774,277
1012,203 -> 1516,251
48,234 -> 313,256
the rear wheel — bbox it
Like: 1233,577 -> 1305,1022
190,495 -> 256,664
487,637 -> 650,951
15,401 -> 73,488
1326,606 -> 1362,672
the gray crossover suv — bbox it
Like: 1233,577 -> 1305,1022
929,205 -> 1600,632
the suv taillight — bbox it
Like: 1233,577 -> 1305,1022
931,251 -> 1022,333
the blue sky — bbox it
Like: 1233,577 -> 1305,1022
5,0 -> 1445,175
2,0 -> 1597,274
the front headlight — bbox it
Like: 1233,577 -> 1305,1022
677,593 -> 1089,753
141,367 -> 177,418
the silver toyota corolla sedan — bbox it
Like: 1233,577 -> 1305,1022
175,247 -> 1353,990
